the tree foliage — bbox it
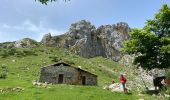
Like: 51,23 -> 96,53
123,4 -> 170,69
36,0 -> 69,5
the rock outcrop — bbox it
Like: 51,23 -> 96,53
14,38 -> 38,48
96,23 -> 130,61
41,33 -> 69,48
119,54 -> 166,91
0,42 -> 15,49
41,20 -> 130,61
41,33 -> 52,45
67,20 -> 99,58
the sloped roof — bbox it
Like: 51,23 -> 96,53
42,60 -> 97,77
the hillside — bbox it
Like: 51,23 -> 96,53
0,46 -> 123,87
0,46 -> 168,100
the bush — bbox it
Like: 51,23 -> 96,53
0,65 -> 8,79
166,69 -> 170,79
0,49 -> 18,58
0,49 -> 9,58
0,48 -> 38,58
0,72 -> 7,79
22,49 -> 38,56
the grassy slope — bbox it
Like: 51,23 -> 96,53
0,46 -> 166,100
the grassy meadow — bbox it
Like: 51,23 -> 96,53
0,46 -> 169,100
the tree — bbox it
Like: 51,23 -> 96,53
123,4 -> 170,69
36,0 -> 69,5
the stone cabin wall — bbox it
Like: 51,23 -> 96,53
39,63 -> 97,86
78,69 -> 97,85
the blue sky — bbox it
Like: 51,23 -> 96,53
0,0 -> 169,42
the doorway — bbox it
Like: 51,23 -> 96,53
82,76 -> 86,85
58,74 -> 64,83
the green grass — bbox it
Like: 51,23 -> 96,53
0,84 -> 160,100
0,46 -> 168,100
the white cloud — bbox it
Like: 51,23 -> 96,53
2,24 -> 11,29
0,20 -> 66,43
0,31 -> 18,42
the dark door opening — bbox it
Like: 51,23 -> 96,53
58,74 -> 64,83
82,76 -> 86,85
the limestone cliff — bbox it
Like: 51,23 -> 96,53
41,20 -> 130,61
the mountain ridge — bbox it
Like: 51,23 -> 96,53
0,20 -> 130,61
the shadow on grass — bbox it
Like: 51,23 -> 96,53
143,90 -> 159,95
126,92 -> 132,95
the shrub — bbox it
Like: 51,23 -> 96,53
166,69 -> 170,79
22,49 -> 38,56
0,48 -> 38,58
0,65 -> 8,79
0,72 -> 7,79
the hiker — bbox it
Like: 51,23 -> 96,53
153,74 -> 166,91
156,76 -> 166,91
120,74 -> 127,93
153,74 -> 158,90
161,77 -> 167,90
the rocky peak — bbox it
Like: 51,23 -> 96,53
66,20 -> 130,61
41,33 -> 52,45
97,23 -> 130,49
115,22 -> 130,34
95,22 -> 130,61
40,20 -> 131,61
0,20 -> 131,61
14,38 -> 38,48
68,20 -> 96,40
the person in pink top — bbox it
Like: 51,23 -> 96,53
120,74 -> 127,93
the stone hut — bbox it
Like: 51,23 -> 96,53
39,61 -> 97,86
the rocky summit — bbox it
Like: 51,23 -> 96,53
41,20 -> 130,61
0,20 -> 130,61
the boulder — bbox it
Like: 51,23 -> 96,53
108,83 -> 123,92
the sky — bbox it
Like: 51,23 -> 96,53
0,0 -> 169,43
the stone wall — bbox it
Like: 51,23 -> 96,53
78,69 -> 97,86
39,63 -> 97,86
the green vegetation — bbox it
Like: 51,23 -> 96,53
0,85 -> 159,100
0,42 -> 14,48
123,4 -> 170,69
53,34 -> 68,43
166,69 -> 170,79
0,46 -> 166,100
0,48 -> 37,58
0,65 -> 8,79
